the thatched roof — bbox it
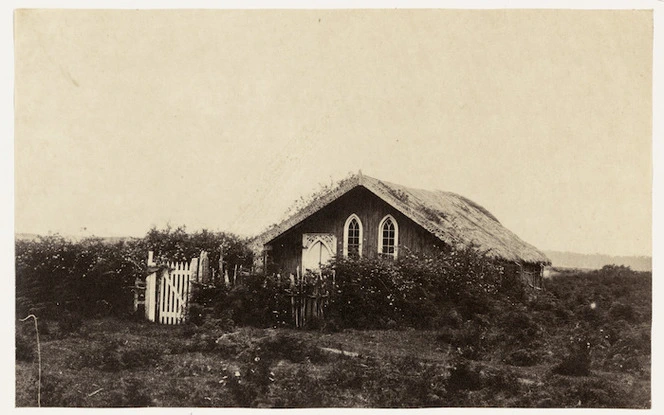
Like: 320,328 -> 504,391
253,173 -> 550,265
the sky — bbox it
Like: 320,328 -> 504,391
13,8 -> 654,257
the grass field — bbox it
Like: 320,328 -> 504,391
16,268 -> 651,408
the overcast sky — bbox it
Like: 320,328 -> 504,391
14,9 -> 653,257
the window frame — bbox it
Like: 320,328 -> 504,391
377,214 -> 399,259
342,213 -> 363,258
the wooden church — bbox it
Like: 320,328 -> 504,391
252,172 -> 550,289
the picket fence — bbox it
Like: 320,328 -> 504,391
134,251 -> 334,327
285,266 -> 334,328
157,261 -> 192,325
138,252 -> 193,325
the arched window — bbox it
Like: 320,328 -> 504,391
343,214 -> 363,258
378,215 -> 399,259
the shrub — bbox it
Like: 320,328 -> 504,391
302,315 -> 325,331
57,311 -> 84,336
15,236 -> 148,320
609,302 -> 636,322
438,308 -> 463,328
547,266 -> 651,328
219,332 -> 332,407
15,226 -> 254,322
325,256 -> 402,329
215,331 -> 255,357
553,338 -> 592,376
142,226 -> 253,271
576,303 -> 603,323
187,303 -> 206,326
319,317 -> 342,333
438,318 -> 493,361
601,324 -> 650,375
501,309 -> 542,345
447,357 -> 483,391
324,247 -> 509,330
221,274 -> 291,328
506,348 -> 540,367
180,314 -> 237,353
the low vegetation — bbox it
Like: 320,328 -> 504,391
15,226 -> 253,320
15,229 -> 651,407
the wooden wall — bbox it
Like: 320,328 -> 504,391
266,186 -> 445,276
502,261 -> 544,290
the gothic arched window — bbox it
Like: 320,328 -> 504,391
378,215 -> 399,259
343,214 -> 363,258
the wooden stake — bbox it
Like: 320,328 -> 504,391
20,315 -> 41,407
219,244 -> 224,281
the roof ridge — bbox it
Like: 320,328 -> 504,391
252,173 -> 549,264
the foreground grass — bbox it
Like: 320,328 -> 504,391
16,267 -> 651,407
16,318 -> 649,408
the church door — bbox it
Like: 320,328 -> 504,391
301,233 -> 336,273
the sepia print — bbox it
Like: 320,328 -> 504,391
14,7 -> 653,408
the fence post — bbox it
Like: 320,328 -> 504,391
233,264 -> 238,286
20,315 -> 41,407
133,276 -> 140,313
199,251 -> 210,284
190,256 -> 199,284
145,251 -> 157,321
187,257 -> 199,323
219,244 -> 224,285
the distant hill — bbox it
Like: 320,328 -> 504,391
543,250 -> 651,272
15,233 -> 41,241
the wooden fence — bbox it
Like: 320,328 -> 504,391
284,266 -> 334,328
134,251 -> 334,327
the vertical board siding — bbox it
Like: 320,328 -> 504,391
268,186 -> 446,275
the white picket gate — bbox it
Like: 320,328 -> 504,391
142,252 -> 193,325
158,261 -> 192,325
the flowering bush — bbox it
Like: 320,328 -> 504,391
15,236 -> 143,320
323,247 -> 517,329
15,226 -> 254,321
